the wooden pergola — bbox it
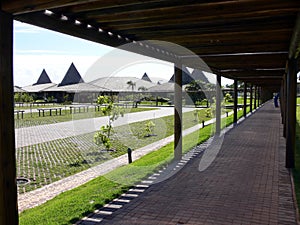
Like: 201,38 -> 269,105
1,1 -> 300,224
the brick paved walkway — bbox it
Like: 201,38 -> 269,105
78,102 -> 297,225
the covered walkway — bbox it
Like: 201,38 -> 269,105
79,101 -> 297,225
1,1 -> 300,224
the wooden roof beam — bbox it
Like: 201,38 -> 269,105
140,29 -> 291,43
1,0 -> 103,15
59,0 -> 213,14
80,1 -> 300,23
185,42 -> 289,56
105,15 -> 295,35
219,69 -> 284,79
289,12 -> 300,59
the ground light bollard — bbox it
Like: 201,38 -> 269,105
127,148 -> 132,164
202,120 -> 205,128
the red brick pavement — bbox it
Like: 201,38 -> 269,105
78,102 -> 297,225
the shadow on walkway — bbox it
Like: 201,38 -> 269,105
78,102 -> 297,225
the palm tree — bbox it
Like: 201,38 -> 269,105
127,80 -> 136,106
127,80 -> 136,91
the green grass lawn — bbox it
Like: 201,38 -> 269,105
18,105 -> 251,225
293,103 -> 300,214
14,107 -> 155,129
224,97 -> 256,106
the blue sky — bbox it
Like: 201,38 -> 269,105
13,21 -> 232,87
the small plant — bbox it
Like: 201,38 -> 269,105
201,99 -> 209,107
224,93 -> 232,102
144,120 -> 155,137
94,125 -> 112,151
14,93 -> 34,103
69,160 -> 81,167
62,94 -> 72,105
47,96 -> 55,102
205,108 -> 212,118
195,100 -> 202,107
14,92 -> 22,102
94,96 -> 124,151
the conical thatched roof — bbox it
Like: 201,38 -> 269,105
141,72 -> 152,82
191,69 -> 210,84
33,69 -> 52,85
168,66 -> 193,85
58,63 -> 84,87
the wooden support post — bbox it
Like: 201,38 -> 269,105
285,72 -> 289,138
286,58 -> 297,168
280,73 -> 286,130
254,86 -> 257,109
0,10 -> 19,225
233,79 -> 238,124
243,82 -> 247,117
215,74 -> 221,135
258,87 -> 261,106
249,84 -> 253,112
280,80 -> 284,123
283,73 -> 287,137
174,61 -> 182,160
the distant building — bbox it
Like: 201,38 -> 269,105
46,63 -> 110,103
58,63 -> 84,86
22,69 -> 56,100
20,63 -> 215,104
168,66 -> 192,85
141,72 -> 152,82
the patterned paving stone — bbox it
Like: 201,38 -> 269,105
78,102 -> 297,224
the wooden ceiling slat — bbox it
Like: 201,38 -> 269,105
133,28 -> 291,43
84,3 -> 300,23
203,55 -> 287,70
61,0 -> 218,14
2,0 -> 223,15
289,13 -> 300,59
1,0 -> 99,15
100,15 -> 294,34
220,69 -> 284,78
188,43 -> 289,56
